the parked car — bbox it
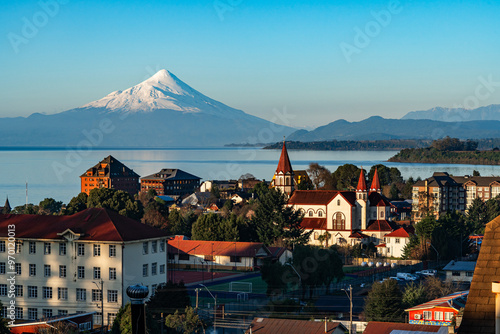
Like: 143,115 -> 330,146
397,272 -> 418,281
416,269 -> 437,277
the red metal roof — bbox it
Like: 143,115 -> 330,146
356,169 -> 367,192
167,239 -> 270,257
246,318 -> 345,334
385,226 -> 415,238
365,219 -> 397,231
363,321 -> 444,334
370,168 -> 381,192
349,231 -> 370,239
300,218 -> 327,230
405,291 -> 468,312
0,208 -> 168,242
276,141 -> 293,174
375,243 -> 387,248
288,190 -> 338,205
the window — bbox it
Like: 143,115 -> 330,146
108,313 -> 117,325
94,312 -> 102,326
15,307 -> 23,319
59,242 -> 67,255
445,312 -> 454,321
434,311 -> 443,321
230,256 -> 242,263
58,310 -> 68,316
79,322 -> 92,331
94,244 -> 101,257
179,254 -> 190,261
59,265 -> 66,278
30,264 -> 36,276
160,264 -> 165,274
15,285 -> 23,297
168,253 -> 175,260
318,210 -> 323,217
77,243 -> 85,256
452,271 -> 461,276
143,264 -> 148,277
28,308 -> 38,320
15,263 -> 21,275
143,242 -> 149,254
0,284 -> 6,296
44,265 -> 51,277
29,241 -> 36,254
78,266 -> 85,279
0,241 -> 4,252
423,311 -> 432,320
58,287 -> 68,300
380,211 -> 384,218
94,267 -> 101,279
395,238 -> 400,244
43,287 -> 52,299
333,212 -> 345,230
108,290 -> 118,303
160,240 -> 165,252
308,210 -> 313,217
42,309 -> 52,318
15,241 -> 21,253
44,242 -> 51,255
152,284 -> 157,295
0,306 -> 5,317
92,289 -> 102,302
151,241 -> 157,253
204,255 -> 214,261
28,286 -> 38,298
314,232 -> 319,240
109,245 -> 116,257
466,271 -> 474,277
152,263 -> 157,276
0,262 -> 4,275
337,199 -> 341,206
109,267 -> 116,280
76,288 -> 86,301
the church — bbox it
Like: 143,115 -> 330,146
272,141 -> 397,248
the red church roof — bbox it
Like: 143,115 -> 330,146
288,190 -> 338,205
370,168 -> 381,192
276,141 -> 293,174
0,208 -> 168,242
167,238 -> 270,257
365,219 -> 397,231
356,169 -> 367,192
300,218 -> 327,230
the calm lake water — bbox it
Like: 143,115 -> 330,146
1,147 -> 500,208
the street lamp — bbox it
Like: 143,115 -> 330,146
342,284 -> 353,334
92,279 -> 104,332
285,263 -> 301,297
427,242 -> 440,268
200,284 -> 217,333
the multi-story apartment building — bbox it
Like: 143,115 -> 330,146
0,208 -> 168,327
140,169 -> 201,199
80,155 -> 140,196
412,172 -> 500,221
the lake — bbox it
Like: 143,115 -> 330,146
1,147 -> 500,208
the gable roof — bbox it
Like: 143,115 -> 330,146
80,155 -> 139,178
167,238 -> 271,257
349,231 -> 370,239
246,318 -> 346,334
363,321 -> 447,334
276,141 -> 293,174
385,226 -> 415,238
365,219 -> 397,231
300,218 -> 327,230
288,190 -> 338,205
458,214 -> 500,334
442,260 -> 476,272
141,168 -> 201,181
368,192 -> 392,207
405,291 -> 468,312
0,208 -> 168,242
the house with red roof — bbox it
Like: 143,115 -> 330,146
246,318 -> 347,334
363,321 -> 448,334
405,291 -> 468,327
167,236 -> 276,271
377,225 -> 415,258
0,208 -> 169,328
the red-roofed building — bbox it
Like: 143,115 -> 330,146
363,321 -> 448,334
405,291 -> 468,326
167,236 -> 277,271
270,141 -> 295,197
246,318 -> 347,334
377,226 -> 414,257
0,208 -> 169,327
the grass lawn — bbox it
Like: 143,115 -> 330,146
208,276 -> 268,295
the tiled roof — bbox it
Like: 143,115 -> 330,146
385,226 -> 415,238
405,291 -> 468,312
356,169 -> 367,192
300,218 -> 327,230
80,155 -> 139,178
337,191 -> 357,206
276,141 -> 293,174
413,172 -> 500,189
141,168 -> 201,181
366,219 -> 397,231
288,190 -> 338,205
246,318 -> 345,334
349,231 -> 370,239
363,321 -> 446,334
458,214 -> 500,334
267,246 -> 288,259
375,243 -> 386,248
167,239 -> 270,257
442,260 -> 476,272
0,208 -> 168,242
368,192 -> 392,207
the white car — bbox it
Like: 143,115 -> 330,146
416,269 -> 437,277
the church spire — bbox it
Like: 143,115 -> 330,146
356,168 -> 367,193
276,140 -> 293,174
370,168 -> 381,193
2,196 -> 11,214
273,139 -> 295,197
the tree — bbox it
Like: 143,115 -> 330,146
424,276 -> 457,300
332,164 -> 363,190
364,280 -> 404,322
307,163 -> 335,190
368,165 -> 403,187
402,282 -> 427,308
87,188 -> 144,220
472,170 -> 481,176
38,198 -> 63,215
110,303 -> 159,334
164,306 -> 206,334
261,261 -> 292,297
191,213 -> 240,241
252,188 -> 309,246
389,184 -> 400,200
148,281 -> 191,315
252,181 -> 270,200
466,197 -> 489,234
142,200 -> 169,230
63,192 -> 88,215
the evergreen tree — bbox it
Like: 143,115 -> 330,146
87,188 -> 144,220
148,281 -> 191,315
364,280 -> 404,322
63,192 -> 88,215
402,282 -> 427,308
466,197 -> 489,234
164,307 -> 206,334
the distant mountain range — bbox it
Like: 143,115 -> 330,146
402,104 -> 500,122
287,116 -> 500,142
0,70 -> 294,147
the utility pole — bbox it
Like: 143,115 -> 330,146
349,284 -> 353,334
195,288 -> 199,309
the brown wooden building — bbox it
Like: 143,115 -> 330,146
140,169 -> 201,198
80,155 -> 140,196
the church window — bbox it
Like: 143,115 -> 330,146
308,211 -> 313,217
318,211 -> 323,217
337,200 -> 340,206
333,212 -> 345,230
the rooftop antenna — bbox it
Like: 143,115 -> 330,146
25,179 -> 28,209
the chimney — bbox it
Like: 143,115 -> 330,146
492,281 -> 500,334
126,285 -> 149,334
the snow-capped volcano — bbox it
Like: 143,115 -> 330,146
82,69 -> 244,118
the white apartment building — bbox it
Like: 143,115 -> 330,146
0,208 -> 168,327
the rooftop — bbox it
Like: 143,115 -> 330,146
442,261 -> 477,272
405,291 -> 468,312
141,168 -> 201,181
81,155 -> 139,178
246,318 -> 346,334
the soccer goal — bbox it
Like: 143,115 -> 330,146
229,281 -> 252,293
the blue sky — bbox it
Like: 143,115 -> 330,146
1,0 -> 499,127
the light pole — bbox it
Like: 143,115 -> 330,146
342,284 -> 353,334
427,242 -> 440,268
200,284 -> 217,333
285,263 -> 301,298
92,279 -> 104,332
